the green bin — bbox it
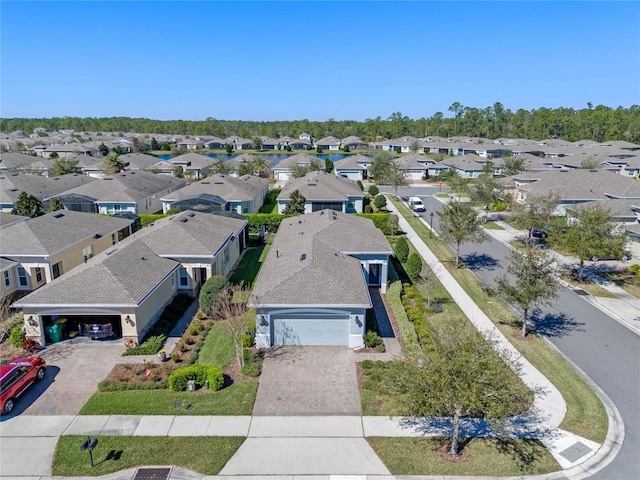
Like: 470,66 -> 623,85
46,323 -> 63,343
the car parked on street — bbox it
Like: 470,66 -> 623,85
0,356 -> 46,414
531,228 -> 548,239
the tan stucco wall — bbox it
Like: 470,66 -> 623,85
125,272 -> 178,342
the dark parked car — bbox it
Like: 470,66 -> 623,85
1,356 -> 46,414
531,228 -> 548,239
83,322 -> 115,339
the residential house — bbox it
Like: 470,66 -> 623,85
500,169 -> 640,215
250,210 -> 392,348
203,137 -> 226,149
55,170 -> 186,214
341,136 -> 369,151
12,211 -> 248,345
272,153 -> 320,182
176,138 -> 205,150
0,173 -> 96,212
169,153 -> 214,179
133,211 -> 248,296
119,153 -> 169,173
13,241 -> 181,346
276,171 -> 364,214
224,136 -> 252,150
315,136 -> 341,151
333,154 -> 372,181
1,210 -> 135,302
441,154 -> 486,179
0,153 -> 54,176
28,144 -> 93,158
394,154 -> 432,180
161,173 -> 268,214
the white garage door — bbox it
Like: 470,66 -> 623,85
272,316 -> 349,346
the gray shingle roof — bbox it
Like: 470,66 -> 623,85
333,155 -> 371,170
58,170 -> 185,202
169,153 -> 214,169
277,171 -> 363,201
161,173 -> 267,203
1,173 -> 96,205
1,210 -> 134,256
250,210 -> 390,307
0,213 -> 28,227
134,211 -> 247,257
12,241 -> 179,307
272,153 -> 319,169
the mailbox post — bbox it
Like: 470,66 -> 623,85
80,437 -> 99,467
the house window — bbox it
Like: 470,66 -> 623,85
3,271 -> 11,288
223,246 -> 230,267
35,268 -> 43,283
111,233 -> 116,245
52,262 -> 62,279
17,267 -> 28,287
178,267 -> 189,287
83,245 -> 93,262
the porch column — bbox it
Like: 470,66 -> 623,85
24,314 -> 45,347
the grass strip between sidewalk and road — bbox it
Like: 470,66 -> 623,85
390,197 -> 608,443
79,381 -> 257,415
53,436 -> 244,476
367,437 -> 560,476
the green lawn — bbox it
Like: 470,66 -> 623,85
197,321 -> 236,368
483,221 -> 504,230
367,437 -> 560,476
53,436 -> 244,476
79,381 -> 257,415
389,197 -> 608,443
229,247 -> 269,286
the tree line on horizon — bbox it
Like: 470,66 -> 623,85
1,102 -> 639,143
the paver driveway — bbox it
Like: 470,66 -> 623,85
7,337 -> 123,416
252,346 -> 362,416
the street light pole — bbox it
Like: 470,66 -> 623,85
429,212 -> 434,238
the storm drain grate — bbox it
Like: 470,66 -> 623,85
559,442 -> 592,462
133,467 -> 171,480
572,289 -> 590,296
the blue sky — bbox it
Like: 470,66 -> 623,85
2,1 -> 639,121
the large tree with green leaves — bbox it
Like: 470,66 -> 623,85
46,197 -> 65,213
282,190 -> 306,214
554,204 -> 629,280
383,323 -> 531,457
12,192 -> 43,218
501,155 -> 526,176
437,201 -> 486,267
49,158 -> 82,176
470,169 -> 504,212
251,155 -> 270,177
509,192 -> 560,238
495,247 -> 560,338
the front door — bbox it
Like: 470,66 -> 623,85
368,264 -> 381,286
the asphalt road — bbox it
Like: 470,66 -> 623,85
386,186 -> 640,479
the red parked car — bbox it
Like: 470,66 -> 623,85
0,356 -> 46,414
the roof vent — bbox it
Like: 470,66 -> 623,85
53,213 -> 64,218
300,253 -> 306,261
308,183 -> 317,186
103,177 -> 113,180
201,181 -> 210,184
94,234 -> 102,239
320,211 -> 324,215
214,182 -> 224,185
180,218 -> 188,223
188,212 -> 195,217
106,248 -> 118,255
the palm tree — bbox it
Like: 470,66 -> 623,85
252,155 -> 270,178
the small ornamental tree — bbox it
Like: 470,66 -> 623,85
394,236 -> 409,263
405,252 -> 423,281
50,158 -> 82,176
368,184 -> 379,196
199,275 -> 230,316
283,190 -> 306,215
356,180 -> 364,191
495,247 -> 560,338
46,197 -> 64,212
437,200 -> 486,268
374,194 -> 387,210
102,153 -> 125,174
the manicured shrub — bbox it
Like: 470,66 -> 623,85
430,302 -> 443,313
356,180 -> 364,191
199,275 -> 230,315
168,364 -> 224,391
364,330 -> 384,351
244,213 -> 295,235
123,335 -> 166,356
368,185 -> 379,196
361,359 -> 374,370
364,204 -> 373,214
387,281 -> 421,360
405,252 -> 423,281
10,324 -> 26,348
394,236 -> 409,263
374,194 -> 387,210
353,213 -> 398,235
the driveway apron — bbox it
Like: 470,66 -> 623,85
14,337 -> 123,416
252,346 -> 361,415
